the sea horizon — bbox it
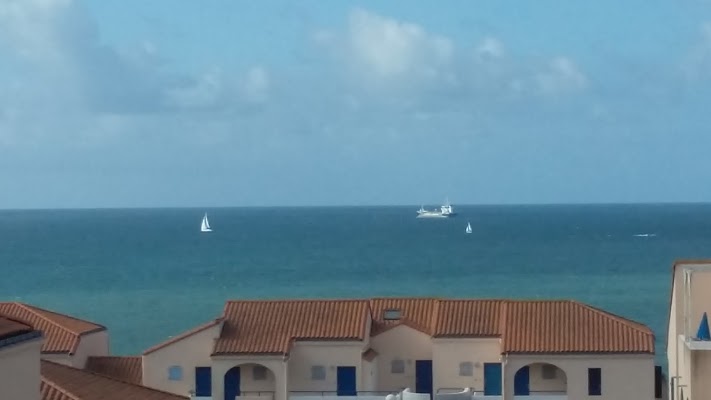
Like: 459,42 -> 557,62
2,200 -> 711,212
3,203 -> 708,369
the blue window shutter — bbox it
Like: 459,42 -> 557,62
588,368 -> 601,396
195,367 -> 212,396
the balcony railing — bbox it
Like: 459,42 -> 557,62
239,392 -> 276,400
263,388 -> 567,400
289,391 -> 397,400
680,334 -> 711,350
472,391 -> 567,400
434,388 -> 566,400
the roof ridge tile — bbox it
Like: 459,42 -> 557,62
225,298 -> 370,303
144,318 -> 223,355
15,302 -> 80,336
575,302 -> 654,335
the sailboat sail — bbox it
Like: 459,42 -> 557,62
201,213 -> 212,232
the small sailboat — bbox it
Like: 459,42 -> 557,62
465,222 -> 472,234
200,213 -> 212,232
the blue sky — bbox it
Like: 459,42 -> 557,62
2,0 -> 711,208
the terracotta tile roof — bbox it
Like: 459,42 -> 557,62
434,300 -> 504,337
41,380 -> 79,400
143,318 -> 223,355
501,301 -> 654,354
0,315 -> 33,339
0,302 -> 105,354
153,297 -> 654,356
41,360 -> 187,400
213,300 -> 369,355
370,298 -> 439,336
84,356 -> 142,385
0,314 -> 43,350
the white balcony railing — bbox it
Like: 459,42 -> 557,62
680,333 -> 711,350
289,391 -> 396,400
470,393 -> 567,400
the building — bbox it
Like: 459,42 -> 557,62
0,301 -> 188,400
133,298 -> 657,400
0,314 -> 44,400
41,359 -> 188,400
0,302 -> 109,368
666,260 -> 711,400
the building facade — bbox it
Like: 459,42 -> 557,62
138,298 -> 657,400
0,302 -> 109,368
667,260 -> 711,400
0,315 -> 44,400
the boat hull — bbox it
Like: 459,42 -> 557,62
416,213 -> 452,218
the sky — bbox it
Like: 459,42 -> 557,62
2,0 -> 711,208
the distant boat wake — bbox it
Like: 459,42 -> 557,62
633,233 -> 657,237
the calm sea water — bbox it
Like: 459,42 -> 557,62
2,204 -> 710,367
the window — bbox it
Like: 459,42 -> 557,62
311,366 -> 326,380
459,362 -> 473,376
253,366 -> 268,381
168,366 -> 183,381
391,359 -> 405,374
383,309 -> 401,320
541,364 -> 557,380
588,368 -> 602,396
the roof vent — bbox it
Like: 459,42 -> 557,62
383,309 -> 401,320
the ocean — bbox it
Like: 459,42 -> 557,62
2,204 -> 710,367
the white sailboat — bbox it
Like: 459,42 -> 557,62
200,213 -> 212,232
465,222 -> 472,234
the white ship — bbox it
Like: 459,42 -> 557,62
416,199 -> 457,218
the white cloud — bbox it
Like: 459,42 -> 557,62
476,37 -> 505,60
681,22 -> 711,80
0,0 -> 271,147
166,69 -> 224,109
242,66 -> 270,104
344,8 -> 454,85
536,57 -> 588,95
315,8 -> 587,103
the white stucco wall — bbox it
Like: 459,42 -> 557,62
361,357 -> 382,393
212,356 -> 287,400
72,330 -> 109,368
432,338 -> 501,392
40,353 -> 73,366
370,325 -> 433,392
0,336 -> 42,400
142,323 -> 222,396
667,263 -> 711,400
287,341 -> 365,392
667,269 -> 678,397
504,354 -> 654,400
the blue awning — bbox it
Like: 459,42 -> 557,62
697,312 -> 711,341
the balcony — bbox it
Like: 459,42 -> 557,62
192,391 -> 275,400
437,388 -> 567,400
679,334 -> 711,350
